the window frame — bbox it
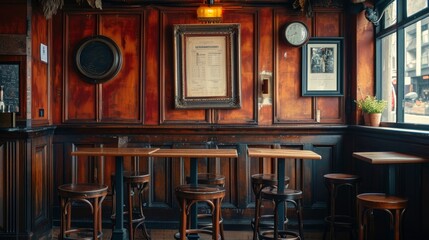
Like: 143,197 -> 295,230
376,0 -> 429,129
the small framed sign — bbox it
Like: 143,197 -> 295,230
302,37 -> 343,96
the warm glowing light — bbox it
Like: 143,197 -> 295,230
197,5 -> 223,23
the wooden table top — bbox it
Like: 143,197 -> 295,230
151,148 -> 238,158
71,147 -> 159,157
353,151 -> 429,164
247,148 -> 322,160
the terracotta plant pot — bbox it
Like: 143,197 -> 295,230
363,112 -> 371,126
369,113 -> 382,127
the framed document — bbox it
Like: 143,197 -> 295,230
174,24 -> 241,109
302,37 -> 343,96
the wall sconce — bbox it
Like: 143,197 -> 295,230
197,0 -> 223,23
364,6 -> 386,26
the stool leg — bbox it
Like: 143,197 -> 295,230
180,199 -> 187,240
59,197 -> 66,240
213,198 -> 221,240
137,183 -> 151,240
297,199 -> 304,240
329,183 -> 335,240
99,198 -> 103,239
274,200 -> 279,240
358,202 -> 364,240
394,209 -> 400,240
66,201 -> 71,237
94,197 -> 99,239
128,184 -> 134,240
253,184 -> 262,240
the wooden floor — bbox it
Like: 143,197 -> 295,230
50,227 -> 326,239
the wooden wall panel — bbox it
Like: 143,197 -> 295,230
217,9 -> 258,124
100,14 -> 143,122
275,10 -> 314,123
0,1 -> 27,34
144,9 -> 160,125
53,5 -> 351,126
0,142 -> 7,231
160,9 -> 210,124
64,14 -> 97,122
32,142 -> 50,227
258,8 -> 274,125
31,6 -> 50,126
64,12 -> 144,123
314,11 -> 344,123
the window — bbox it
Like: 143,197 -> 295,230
378,0 -> 429,126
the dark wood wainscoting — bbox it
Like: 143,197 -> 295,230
0,127 -> 54,240
52,126 -> 347,230
349,126 -> 429,240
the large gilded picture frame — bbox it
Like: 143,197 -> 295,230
174,23 -> 241,109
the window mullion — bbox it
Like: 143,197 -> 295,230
397,27 -> 405,123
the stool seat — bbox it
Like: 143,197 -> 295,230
111,171 -> 150,240
357,193 -> 407,240
175,184 -> 225,240
324,173 -> 361,183
186,173 -> 226,186
58,183 -> 108,240
176,184 -> 225,200
259,188 -> 303,240
58,183 -> 109,197
123,171 -> 151,183
357,193 -> 408,209
323,173 -> 360,240
251,173 -> 290,186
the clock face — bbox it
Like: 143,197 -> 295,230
284,22 -> 309,47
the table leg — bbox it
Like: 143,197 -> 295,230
190,157 -> 198,226
277,158 -> 286,231
387,165 -> 396,196
111,156 -> 128,240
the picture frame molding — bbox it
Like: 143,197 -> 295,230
174,23 -> 241,109
302,37 -> 344,96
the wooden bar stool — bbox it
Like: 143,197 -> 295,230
58,183 -> 108,240
111,171 -> 151,240
323,173 -> 360,240
251,173 -> 290,240
175,184 -> 225,240
357,193 -> 407,240
259,188 -> 303,240
184,173 -> 226,240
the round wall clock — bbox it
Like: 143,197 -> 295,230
283,21 -> 310,47
74,35 -> 122,84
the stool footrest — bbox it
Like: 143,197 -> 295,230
174,229 -> 215,239
62,228 -> 103,240
324,215 -> 354,227
259,229 -> 300,240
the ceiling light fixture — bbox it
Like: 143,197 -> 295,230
197,0 -> 223,23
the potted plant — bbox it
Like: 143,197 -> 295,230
355,96 -> 387,126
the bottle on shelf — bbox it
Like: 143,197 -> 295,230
0,86 -> 5,113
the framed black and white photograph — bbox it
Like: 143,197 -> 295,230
302,37 -> 343,96
174,23 -> 241,109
